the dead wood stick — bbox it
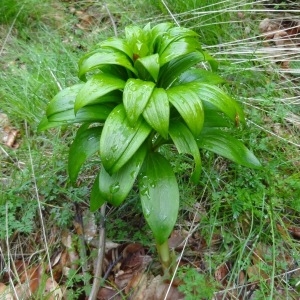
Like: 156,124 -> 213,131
89,204 -> 106,300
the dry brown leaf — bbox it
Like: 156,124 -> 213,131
20,264 -> 43,295
61,231 -> 79,270
125,271 -> 147,295
0,283 -> 14,300
121,243 -> 152,272
127,272 -> 148,299
82,209 -> 97,244
288,225 -> 300,239
214,262 -> 230,285
97,286 -> 121,300
50,250 -> 63,269
143,275 -> 184,300
44,278 -> 63,300
9,261 -> 43,297
168,230 -> 188,250
114,243 -> 152,292
247,264 -> 269,282
0,113 -> 20,149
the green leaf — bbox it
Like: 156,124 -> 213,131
90,172 -> 105,212
48,104 -> 113,123
197,129 -> 261,168
187,82 -> 246,126
173,69 -> 225,86
203,50 -> 219,71
139,152 -> 179,245
100,37 -> 133,60
123,79 -> 155,125
100,104 -> 152,174
169,122 -> 201,182
150,22 -> 173,52
134,54 -> 160,82
159,37 -> 200,66
125,25 -> 150,58
68,126 -> 102,184
125,25 -> 143,42
167,86 -> 204,137
203,110 -> 232,128
142,88 -> 169,139
98,144 -> 147,206
78,50 -> 137,79
37,116 -> 62,131
46,84 -> 84,117
158,52 -> 205,89
76,104 -> 114,122
158,27 -> 199,55
75,74 -> 125,112
39,80 -> 117,131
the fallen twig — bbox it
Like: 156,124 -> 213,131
89,204 -> 106,300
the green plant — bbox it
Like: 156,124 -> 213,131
39,22 -> 261,274
177,266 -> 215,299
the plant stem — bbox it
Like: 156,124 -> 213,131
156,240 -> 172,275
89,204 -> 106,300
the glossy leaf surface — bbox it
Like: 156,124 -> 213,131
100,37 -> 133,59
123,79 -> 155,125
68,126 -> 102,184
197,129 -> 261,168
159,52 -> 205,89
98,144 -> 147,206
188,82 -> 245,125
49,104 -> 113,123
100,104 -> 152,174
203,110 -> 232,128
125,25 -> 150,58
78,50 -> 137,79
150,22 -> 173,52
90,173 -> 105,212
143,88 -> 169,139
75,74 -> 125,112
46,84 -> 84,117
134,54 -> 160,82
39,104 -> 113,131
139,152 -> 179,245
169,122 -> 201,182
158,27 -> 199,56
159,37 -> 200,66
167,86 -> 204,137
173,69 -> 225,86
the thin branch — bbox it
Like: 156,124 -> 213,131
160,0 -> 180,27
104,3 -> 118,37
89,204 -> 106,300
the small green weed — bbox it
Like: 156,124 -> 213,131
177,266 -> 216,299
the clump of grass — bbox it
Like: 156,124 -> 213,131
0,31 -> 79,125
152,0 -> 239,45
0,0 -> 54,29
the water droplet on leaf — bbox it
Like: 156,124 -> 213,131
109,183 -> 120,194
